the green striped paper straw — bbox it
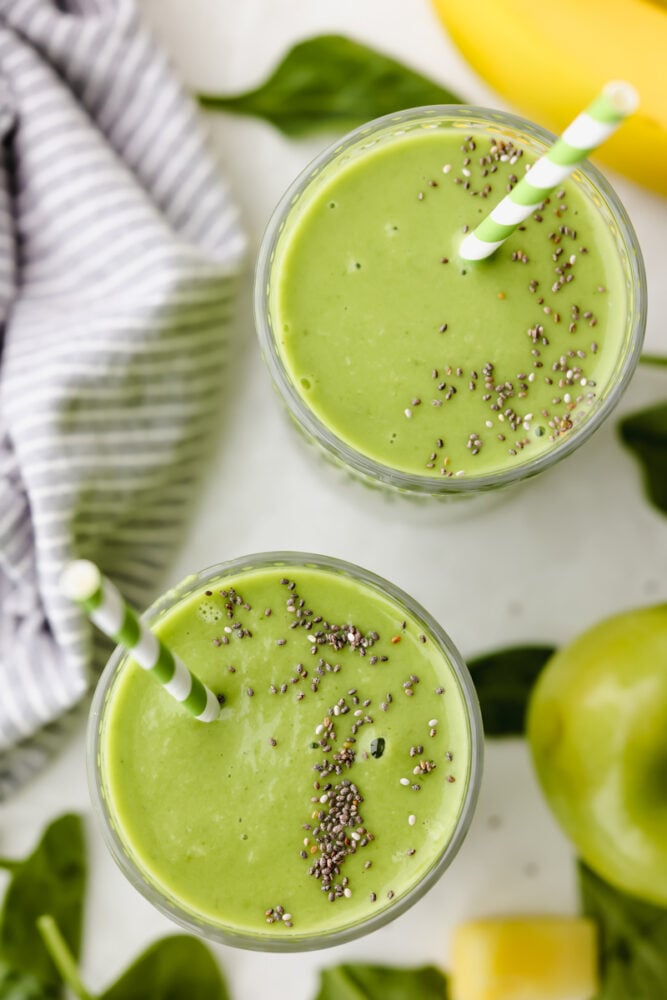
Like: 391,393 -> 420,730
61,560 -> 221,722
459,81 -> 639,262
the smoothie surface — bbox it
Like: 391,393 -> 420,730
101,562 -> 473,942
269,125 -> 630,480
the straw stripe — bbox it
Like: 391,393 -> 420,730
460,81 -> 638,261
116,604 -> 141,648
519,158 -> 573,190
163,657 -> 192,701
560,115 -> 617,150
507,182 -> 545,206
182,676 -> 210,718
133,629 -> 159,672
91,580 -> 125,635
490,198 -> 537,226
546,142 -> 596,166
61,560 -> 221,723
152,643 -> 178,684
473,218 -> 519,243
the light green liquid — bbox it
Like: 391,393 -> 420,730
100,563 -> 473,942
270,127 -> 629,479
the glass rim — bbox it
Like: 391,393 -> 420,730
254,104 -> 647,495
87,550 -> 484,952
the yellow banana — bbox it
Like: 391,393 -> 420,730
431,0 -> 667,194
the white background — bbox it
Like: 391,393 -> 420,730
2,2 -> 666,997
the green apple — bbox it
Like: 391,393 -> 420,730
527,604 -> 667,906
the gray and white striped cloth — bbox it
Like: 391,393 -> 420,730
0,0 -> 245,798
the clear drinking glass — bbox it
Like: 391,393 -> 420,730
255,106 -> 646,497
88,551 -> 483,951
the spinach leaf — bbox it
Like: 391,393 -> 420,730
4,817 -> 227,1000
35,918 -> 92,1000
619,402 -> 667,515
198,35 -> 461,136
579,862 -> 667,999
468,645 -> 555,736
101,936 -> 229,1000
0,961 -> 50,1000
639,354 -> 667,368
37,917 -> 229,1000
313,962 -> 448,1000
0,814 -> 86,996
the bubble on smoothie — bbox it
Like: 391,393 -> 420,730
197,600 -> 222,623
347,260 -> 363,272
384,222 -> 399,235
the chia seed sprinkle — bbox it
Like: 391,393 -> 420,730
304,779 -> 373,900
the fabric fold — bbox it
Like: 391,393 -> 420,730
0,0 -> 246,797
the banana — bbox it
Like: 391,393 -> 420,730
431,0 -> 667,194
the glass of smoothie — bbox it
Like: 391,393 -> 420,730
88,552 -> 482,951
255,106 -> 646,496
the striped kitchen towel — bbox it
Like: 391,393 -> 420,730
0,0 -> 245,798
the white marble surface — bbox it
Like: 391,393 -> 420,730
2,2 -> 666,997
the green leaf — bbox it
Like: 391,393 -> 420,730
0,961 -> 51,1000
579,862 -> 667,999
198,34 -> 461,136
313,962 -> 448,1000
0,814 -> 86,996
619,402 -> 667,515
468,645 -> 555,737
101,936 -> 229,1000
639,354 -> 667,368
0,860 -> 21,874
36,918 -> 93,1000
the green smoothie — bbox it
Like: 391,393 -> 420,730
97,557 -> 478,945
266,119 -> 634,482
